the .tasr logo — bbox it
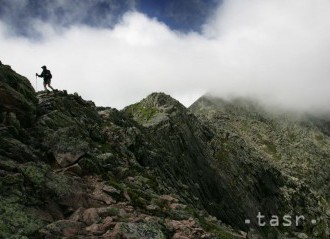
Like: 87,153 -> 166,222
245,212 -> 317,227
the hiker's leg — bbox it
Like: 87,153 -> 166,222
43,82 -> 48,91
48,82 -> 54,91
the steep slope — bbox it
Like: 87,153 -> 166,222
124,93 -> 330,238
190,96 -> 330,200
0,64 -> 37,128
124,93 -> 235,219
190,95 -> 330,238
0,65 -> 243,239
124,93 -> 251,227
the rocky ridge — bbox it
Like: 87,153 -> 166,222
0,65 -> 244,239
190,96 -> 330,238
0,65 -> 329,238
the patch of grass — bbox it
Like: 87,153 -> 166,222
127,188 -> 149,209
108,176 -> 125,192
141,173 -> 159,192
19,163 -> 49,187
0,198 -> 45,238
262,140 -> 280,160
126,103 -> 159,124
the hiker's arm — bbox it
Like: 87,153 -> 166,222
36,72 -> 44,77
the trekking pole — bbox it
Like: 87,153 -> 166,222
35,74 -> 38,92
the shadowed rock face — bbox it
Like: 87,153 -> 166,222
124,93 -> 245,225
0,65 -> 37,127
190,96 -> 330,199
190,96 -> 330,236
0,65 -> 329,239
124,93 -> 330,237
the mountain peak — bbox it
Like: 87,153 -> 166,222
140,92 -> 185,109
123,92 -> 188,127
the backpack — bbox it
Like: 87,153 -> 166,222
45,69 -> 52,80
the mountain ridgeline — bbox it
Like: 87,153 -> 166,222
0,65 -> 330,238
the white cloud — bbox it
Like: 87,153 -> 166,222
204,0 -> 330,112
1,0 -> 330,112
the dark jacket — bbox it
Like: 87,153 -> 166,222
39,69 -> 52,81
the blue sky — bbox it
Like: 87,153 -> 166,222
0,0 -> 220,37
1,0 -> 330,112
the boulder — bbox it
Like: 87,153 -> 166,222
0,66 -> 37,127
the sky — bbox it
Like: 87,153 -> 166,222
0,0 -> 330,112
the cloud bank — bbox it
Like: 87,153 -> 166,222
1,0 -> 330,112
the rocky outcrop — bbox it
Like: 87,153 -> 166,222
190,96 -> 330,237
1,65 -> 329,238
124,93 -> 330,238
0,64 -> 37,128
124,93 -> 245,225
0,66 -> 244,239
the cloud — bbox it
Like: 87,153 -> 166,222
204,0 -> 330,112
0,0 -> 136,37
1,0 -> 330,113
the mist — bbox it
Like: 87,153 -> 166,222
1,0 -> 330,113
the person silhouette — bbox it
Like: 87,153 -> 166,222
36,65 -> 55,92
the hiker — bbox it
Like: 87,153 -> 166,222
36,65 -> 55,92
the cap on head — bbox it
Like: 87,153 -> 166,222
41,65 -> 46,69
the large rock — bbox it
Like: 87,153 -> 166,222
0,65 -> 37,128
35,91 -> 103,168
